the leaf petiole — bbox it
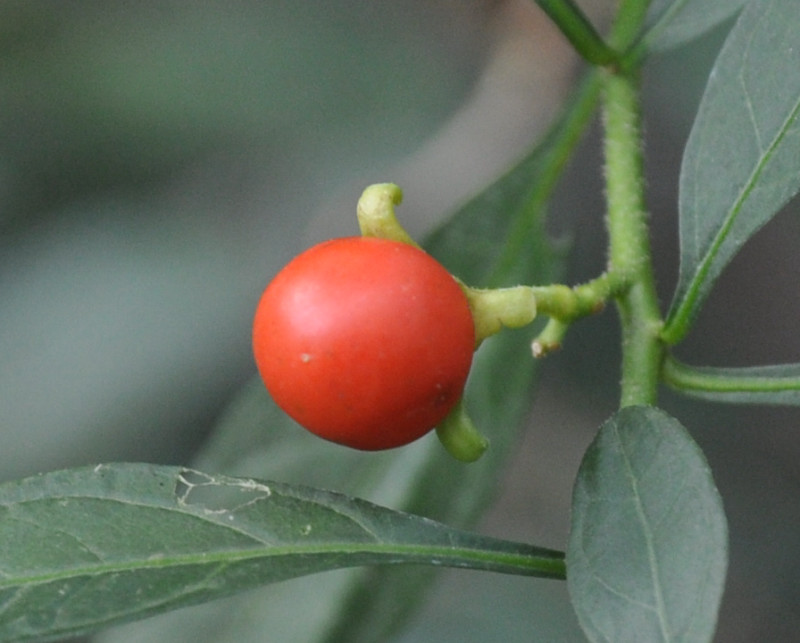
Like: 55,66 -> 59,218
663,355 -> 800,404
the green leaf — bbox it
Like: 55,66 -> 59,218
567,406 -> 728,643
100,383 -> 439,643
663,0 -> 800,344
640,0 -> 747,52
0,463 -> 564,642
663,356 -> 800,405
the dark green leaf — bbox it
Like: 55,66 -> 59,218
567,406 -> 728,643
102,383 -> 429,643
0,463 -> 563,642
640,0 -> 746,52
664,0 -> 800,344
663,357 -> 800,405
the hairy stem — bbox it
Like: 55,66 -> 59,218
602,70 -> 663,407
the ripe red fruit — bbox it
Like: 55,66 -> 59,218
252,236 -> 475,450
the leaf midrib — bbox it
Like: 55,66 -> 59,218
0,541 -> 564,591
616,422 -> 671,642
666,79 -> 800,344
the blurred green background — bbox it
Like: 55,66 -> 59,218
1,1 -> 798,641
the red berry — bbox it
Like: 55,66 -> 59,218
252,237 -> 475,450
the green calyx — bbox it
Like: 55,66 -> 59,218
461,285 -> 538,346
435,398 -> 488,463
356,183 -> 419,247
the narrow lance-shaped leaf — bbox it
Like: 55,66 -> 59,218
640,0 -> 747,52
663,0 -> 800,344
663,357 -> 800,405
0,463 -> 564,643
100,381 -> 449,643
567,406 -> 728,643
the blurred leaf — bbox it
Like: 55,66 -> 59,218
663,0 -> 800,344
663,357 -> 800,405
100,75 -> 602,643
567,406 -> 728,643
425,72 -> 602,289
640,0 -> 746,52
0,463 -> 563,643
0,1 -> 489,224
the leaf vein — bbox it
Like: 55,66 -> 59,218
674,81 -> 800,339
615,422 -> 671,642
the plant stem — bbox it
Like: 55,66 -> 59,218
535,0 -> 620,66
525,274 -> 622,357
602,70 -> 663,407
532,271 -> 626,319
606,0 -> 652,51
